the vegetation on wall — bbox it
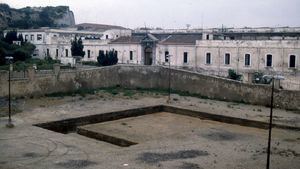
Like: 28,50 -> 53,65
227,69 -> 243,81
252,72 -> 272,84
97,50 -> 118,66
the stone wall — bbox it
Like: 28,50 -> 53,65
0,65 -> 299,110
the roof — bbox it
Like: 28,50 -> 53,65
75,23 -> 129,31
159,34 -> 202,45
109,36 -> 145,44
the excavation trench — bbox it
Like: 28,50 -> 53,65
34,105 -> 299,147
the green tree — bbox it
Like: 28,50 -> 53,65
71,36 -> 85,59
4,30 -> 18,44
97,49 -> 118,66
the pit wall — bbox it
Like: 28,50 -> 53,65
0,65 -> 299,110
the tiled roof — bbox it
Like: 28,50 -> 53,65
159,34 -> 202,45
75,23 -> 129,31
109,36 -> 145,44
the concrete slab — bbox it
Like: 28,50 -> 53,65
0,92 -> 299,169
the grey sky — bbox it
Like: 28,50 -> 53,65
2,0 -> 300,29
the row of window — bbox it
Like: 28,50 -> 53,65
24,34 -> 43,41
205,53 -> 296,68
164,51 -> 189,63
86,50 -> 134,60
47,48 -> 69,57
163,51 -> 297,68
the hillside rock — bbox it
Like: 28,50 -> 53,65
0,3 -> 75,29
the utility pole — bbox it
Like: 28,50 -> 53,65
167,54 -> 172,103
5,56 -> 14,128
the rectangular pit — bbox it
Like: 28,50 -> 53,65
34,105 -> 299,147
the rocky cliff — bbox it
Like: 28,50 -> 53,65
0,3 -> 75,29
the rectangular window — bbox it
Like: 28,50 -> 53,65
289,55 -> 296,68
87,50 -> 91,58
206,34 -> 210,40
206,53 -> 211,64
115,51 -> 118,57
106,35 -> 109,39
37,34 -> 42,41
56,49 -> 59,57
46,48 -> 50,57
25,35 -> 29,41
130,51 -> 133,60
245,54 -> 251,66
30,35 -> 34,41
65,49 -> 68,57
266,54 -> 272,67
225,53 -> 230,65
183,52 -> 188,63
165,51 -> 169,62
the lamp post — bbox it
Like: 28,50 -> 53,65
5,56 -> 14,128
263,75 -> 284,169
166,54 -> 172,103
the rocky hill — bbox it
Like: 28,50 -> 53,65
0,3 -> 75,29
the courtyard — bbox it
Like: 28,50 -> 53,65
0,88 -> 299,169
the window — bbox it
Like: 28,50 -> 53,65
225,53 -> 230,65
165,51 -> 169,62
266,54 -> 272,67
130,51 -> 133,60
115,51 -> 118,57
30,35 -> 34,41
46,49 -> 50,57
206,34 -> 209,40
87,50 -> 91,58
289,55 -> 296,68
37,34 -> 42,41
25,35 -> 29,41
183,52 -> 188,63
106,35 -> 109,39
206,53 -> 211,64
245,54 -> 251,66
65,49 -> 68,57
56,49 -> 59,57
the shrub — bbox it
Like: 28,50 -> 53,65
228,69 -> 242,81
97,49 -> 118,66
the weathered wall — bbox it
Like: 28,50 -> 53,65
0,65 -> 299,110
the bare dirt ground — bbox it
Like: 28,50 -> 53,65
0,89 -> 299,169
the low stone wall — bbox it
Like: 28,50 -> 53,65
0,65 -> 299,110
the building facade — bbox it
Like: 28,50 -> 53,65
8,27 -> 300,90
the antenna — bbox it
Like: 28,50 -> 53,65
201,13 -> 204,30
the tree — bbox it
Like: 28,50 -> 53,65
97,49 -> 118,66
71,36 -> 85,59
4,30 -> 18,44
18,33 -> 24,43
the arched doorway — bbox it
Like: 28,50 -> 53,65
144,47 -> 153,65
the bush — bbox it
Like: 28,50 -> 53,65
228,69 -> 242,81
97,49 -> 118,66
252,72 -> 272,84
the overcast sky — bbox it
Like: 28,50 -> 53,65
2,0 -> 300,29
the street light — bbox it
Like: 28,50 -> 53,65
5,56 -> 14,128
263,74 -> 284,169
166,54 -> 172,103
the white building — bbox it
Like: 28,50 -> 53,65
7,26 -> 300,90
